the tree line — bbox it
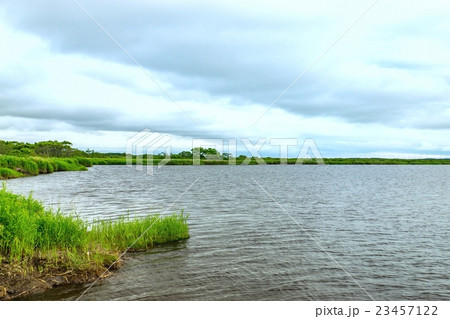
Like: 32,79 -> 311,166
0,140 -> 87,158
0,140 -> 231,160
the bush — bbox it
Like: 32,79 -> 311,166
75,157 -> 93,167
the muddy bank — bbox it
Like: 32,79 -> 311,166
0,260 -> 122,300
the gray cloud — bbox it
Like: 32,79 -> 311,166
0,90 -> 214,138
0,1 -> 336,108
0,99 -> 199,136
1,0 -> 450,142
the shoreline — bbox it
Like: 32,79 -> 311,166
0,156 -> 90,180
0,259 -> 121,300
1,155 -> 450,181
0,189 -> 190,300
1,241 -> 187,300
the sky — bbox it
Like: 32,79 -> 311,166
0,0 -> 449,158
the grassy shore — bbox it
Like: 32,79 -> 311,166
0,187 -> 189,299
89,157 -> 450,166
0,155 -> 90,179
2,154 -> 450,181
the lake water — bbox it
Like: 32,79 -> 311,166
4,165 -> 450,300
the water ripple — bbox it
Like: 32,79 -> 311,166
7,165 -> 450,300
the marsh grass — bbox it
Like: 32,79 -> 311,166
0,187 -> 189,272
89,158 -> 128,165
0,168 -> 23,179
89,213 -> 189,251
67,156 -> 450,168
0,155 -> 89,179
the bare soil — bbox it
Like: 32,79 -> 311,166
0,260 -> 122,300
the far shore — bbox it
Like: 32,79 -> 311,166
2,154 -> 450,181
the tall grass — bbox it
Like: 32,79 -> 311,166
89,213 -> 189,251
0,155 -> 90,179
0,168 -> 23,179
0,187 -> 189,271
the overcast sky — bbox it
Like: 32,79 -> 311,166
1,0 -> 449,157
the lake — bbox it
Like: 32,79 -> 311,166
5,165 -> 450,300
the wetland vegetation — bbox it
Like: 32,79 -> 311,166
0,187 -> 189,300
1,139 -> 449,181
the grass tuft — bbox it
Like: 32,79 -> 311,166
0,168 -> 23,179
0,187 -> 189,272
89,213 -> 190,251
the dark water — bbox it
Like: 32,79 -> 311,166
5,165 -> 450,300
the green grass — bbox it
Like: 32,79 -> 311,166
84,156 -> 450,166
0,187 -> 189,272
0,155 -> 89,179
0,168 -> 24,179
89,158 -> 128,165
2,154 -> 449,179
89,213 -> 189,251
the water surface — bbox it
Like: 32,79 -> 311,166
6,165 -> 450,300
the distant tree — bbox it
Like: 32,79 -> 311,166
0,140 -> 86,158
191,147 -> 222,160
203,148 -> 219,156
0,140 -> 12,155
34,140 -> 76,157
19,147 -> 32,156
178,151 -> 193,158
237,155 -> 248,161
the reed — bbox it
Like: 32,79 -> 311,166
0,187 -> 189,272
0,168 -> 23,179
89,213 -> 189,251
0,155 -> 89,179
